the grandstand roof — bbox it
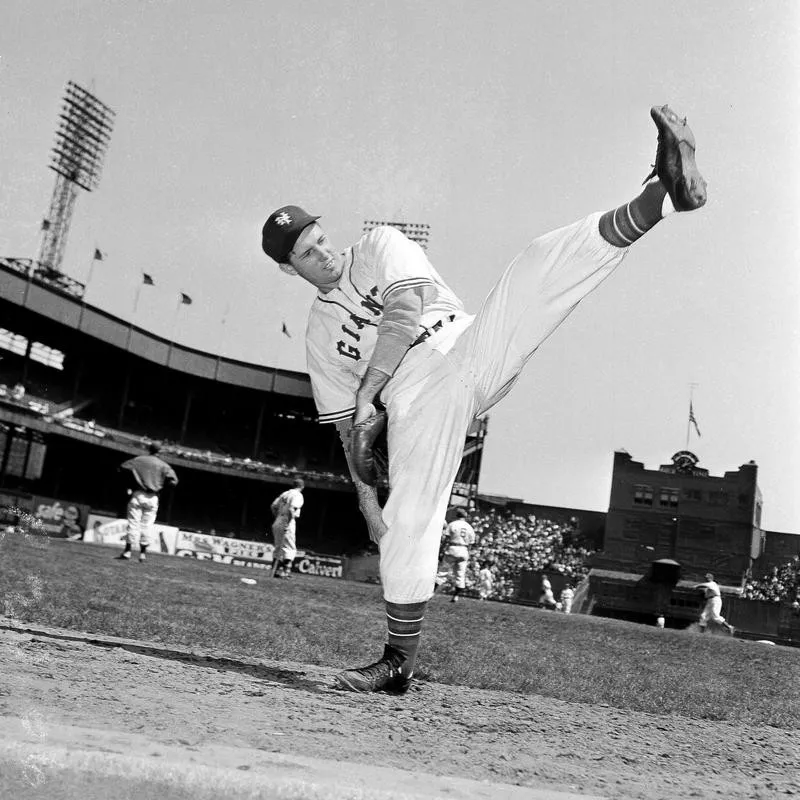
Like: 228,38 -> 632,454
0,258 -> 311,397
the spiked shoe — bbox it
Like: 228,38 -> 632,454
335,644 -> 412,694
644,104 -> 707,211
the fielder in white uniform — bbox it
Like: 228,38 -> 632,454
118,442 -> 178,563
260,104 -> 708,693
270,478 -> 305,578
696,572 -> 735,635
435,508 -> 477,602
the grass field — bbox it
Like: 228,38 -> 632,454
2,534 -> 799,729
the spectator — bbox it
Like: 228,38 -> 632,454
742,556 -> 800,603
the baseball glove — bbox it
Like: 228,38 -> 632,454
350,410 -> 388,486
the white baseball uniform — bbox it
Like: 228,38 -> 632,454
698,580 -> 729,627
436,518 -> 477,590
271,488 -> 304,561
307,215 -> 627,604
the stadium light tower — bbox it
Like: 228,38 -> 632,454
37,81 -> 116,274
362,220 -> 430,250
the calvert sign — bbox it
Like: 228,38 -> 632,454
294,553 -> 343,578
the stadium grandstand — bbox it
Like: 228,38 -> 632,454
0,257 -> 488,554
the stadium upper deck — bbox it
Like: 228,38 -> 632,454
0,258 -> 368,550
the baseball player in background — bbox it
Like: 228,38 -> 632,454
260,104 -> 708,693
539,575 -> 557,609
477,562 -> 495,600
270,478 -> 305,578
435,508 -> 477,603
560,586 -> 575,614
118,442 -> 178,562
696,572 -> 735,635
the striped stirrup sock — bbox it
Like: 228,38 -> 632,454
385,600 -> 427,677
599,180 -> 669,248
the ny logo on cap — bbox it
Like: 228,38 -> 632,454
275,212 -> 292,226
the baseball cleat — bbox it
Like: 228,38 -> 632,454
138,553 -> 146,562
644,104 -> 707,211
335,644 -> 412,694
117,552 -> 131,560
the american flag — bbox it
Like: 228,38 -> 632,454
689,401 -> 702,438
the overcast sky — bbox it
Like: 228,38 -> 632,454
1,1 -> 798,532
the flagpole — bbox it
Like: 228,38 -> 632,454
86,249 -> 99,291
219,299 -> 232,356
686,383 -> 699,448
167,296 -> 182,365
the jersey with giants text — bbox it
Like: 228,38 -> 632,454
306,226 -> 470,424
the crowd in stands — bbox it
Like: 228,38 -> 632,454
0,383 -> 351,486
457,508 -> 596,601
743,558 -> 800,609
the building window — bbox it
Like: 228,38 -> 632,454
633,484 -> 653,506
709,490 -> 729,506
683,488 -> 702,501
30,342 -> 65,370
659,488 -> 679,508
0,328 -> 28,356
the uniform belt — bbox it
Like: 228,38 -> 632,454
410,314 -> 456,348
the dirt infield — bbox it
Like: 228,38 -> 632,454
1,621 -> 797,800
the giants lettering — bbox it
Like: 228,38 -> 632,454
360,286 -> 383,316
341,324 -> 361,341
336,341 -> 360,361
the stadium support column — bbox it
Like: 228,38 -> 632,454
252,400 -> 265,459
20,339 -> 33,387
71,357 -> 84,408
117,369 -> 131,428
179,389 -> 194,445
239,494 -> 249,535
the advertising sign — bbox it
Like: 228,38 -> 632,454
293,552 -> 344,579
174,530 -> 275,570
31,496 -> 89,538
83,514 -> 180,554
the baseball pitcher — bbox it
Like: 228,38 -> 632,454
260,104 -> 708,693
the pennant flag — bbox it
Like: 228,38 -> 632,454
180,293 -> 193,305
689,401 -> 702,438
142,273 -> 155,286
93,248 -> 104,261
281,322 -> 291,338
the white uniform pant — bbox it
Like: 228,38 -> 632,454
436,545 -> 470,589
380,213 -> 628,603
272,519 -> 297,561
699,596 -> 727,626
125,490 -> 159,547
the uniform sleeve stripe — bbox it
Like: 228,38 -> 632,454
318,407 -> 355,424
382,278 -> 435,301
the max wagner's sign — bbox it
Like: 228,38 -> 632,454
174,531 -> 275,568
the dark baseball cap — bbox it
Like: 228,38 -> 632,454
261,205 -> 320,263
